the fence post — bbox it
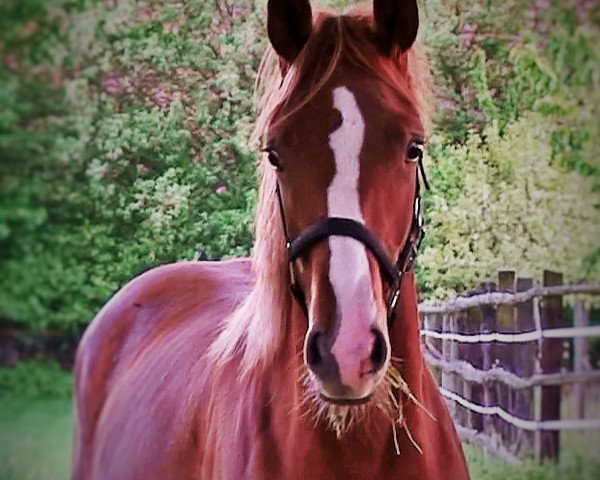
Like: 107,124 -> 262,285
539,270 -> 564,462
455,310 -> 470,428
423,312 -> 442,383
514,277 -> 536,457
441,313 -> 458,418
465,306 -> 484,432
497,270 -> 516,446
573,299 -> 590,419
480,285 -> 498,440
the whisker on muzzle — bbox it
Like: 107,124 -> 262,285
296,362 -> 434,452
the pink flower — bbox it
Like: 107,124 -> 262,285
163,21 -> 180,34
137,163 -> 153,174
230,5 -> 249,19
576,0 -> 596,22
137,8 -> 154,22
153,89 -> 171,108
102,74 -> 121,94
4,53 -> 18,70
459,23 -> 477,48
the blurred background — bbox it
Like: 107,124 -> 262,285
0,0 -> 598,478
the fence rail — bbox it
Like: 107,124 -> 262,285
424,350 -> 600,389
420,284 -> 600,314
419,270 -> 600,463
421,324 -> 600,343
439,387 -> 600,431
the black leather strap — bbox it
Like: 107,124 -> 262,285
288,217 -> 399,285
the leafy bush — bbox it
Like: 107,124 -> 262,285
0,361 -> 72,399
420,113 -> 600,298
0,0 -> 262,331
417,0 -> 600,297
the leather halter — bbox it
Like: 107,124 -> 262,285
275,155 -> 429,327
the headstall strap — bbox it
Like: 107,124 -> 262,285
275,182 -> 309,316
274,156 -> 428,327
386,175 -> 425,325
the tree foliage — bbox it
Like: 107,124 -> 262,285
0,0 -> 262,330
418,0 -> 600,297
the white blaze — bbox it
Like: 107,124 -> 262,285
327,87 -> 379,390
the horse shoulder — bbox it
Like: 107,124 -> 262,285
72,258 -> 252,480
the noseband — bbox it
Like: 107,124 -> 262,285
275,156 -> 429,327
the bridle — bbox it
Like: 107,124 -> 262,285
274,152 -> 429,327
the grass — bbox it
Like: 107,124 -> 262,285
0,362 -> 72,480
465,385 -> 600,479
465,443 -> 600,480
0,394 -> 72,480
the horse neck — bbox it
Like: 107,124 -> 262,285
389,272 -> 427,400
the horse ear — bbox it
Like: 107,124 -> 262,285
267,0 -> 313,64
373,0 -> 419,54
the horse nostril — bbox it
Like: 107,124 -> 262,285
370,328 -> 387,372
306,330 -> 322,368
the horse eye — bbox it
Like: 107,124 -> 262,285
406,142 -> 424,163
263,148 -> 282,170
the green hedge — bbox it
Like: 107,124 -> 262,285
0,0 -> 262,331
0,0 -> 598,332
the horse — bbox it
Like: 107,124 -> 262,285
72,1 -> 470,478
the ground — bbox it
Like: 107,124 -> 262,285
0,396 -> 72,480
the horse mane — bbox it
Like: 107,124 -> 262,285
208,6 -> 433,376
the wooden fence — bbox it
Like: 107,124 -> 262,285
418,270 -> 600,464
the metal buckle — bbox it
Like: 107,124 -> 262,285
388,287 -> 401,312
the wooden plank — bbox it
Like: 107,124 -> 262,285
439,385 -> 600,430
419,284 -> 600,314
420,324 -> 600,343
497,270 -> 516,448
455,310 -> 470,428
573,299 -> 591,419
424,351 -> 600,388
422,312 -> 441,382
480,285 -> 498,438
464,306 -> 484,431
513,277 -> 536,457
441,313 -> 457,417
534,296 -> 543,462
539,270 -> 564,462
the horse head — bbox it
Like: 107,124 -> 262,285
264,0 -> 427,406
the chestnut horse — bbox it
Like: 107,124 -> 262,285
72,1 -> 469,478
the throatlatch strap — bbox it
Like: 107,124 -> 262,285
288,217 -> 399,285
